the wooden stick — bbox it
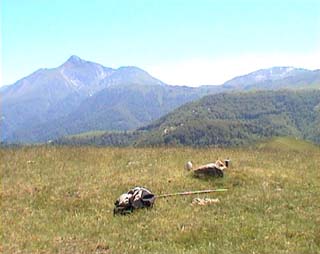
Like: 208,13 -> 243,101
156,188 -> 228,198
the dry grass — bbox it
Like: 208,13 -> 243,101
1,139 -> 320,253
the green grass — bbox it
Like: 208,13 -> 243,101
255,136 -> 320,152
1,140 -> 320,253
66,130 -> 107,139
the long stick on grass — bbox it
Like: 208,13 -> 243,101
156,188 -> 228,198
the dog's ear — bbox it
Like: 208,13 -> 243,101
216,159 -> 222,165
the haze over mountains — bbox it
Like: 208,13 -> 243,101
1,55 -> 319,144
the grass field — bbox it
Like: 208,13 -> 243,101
1,138 -> 320,253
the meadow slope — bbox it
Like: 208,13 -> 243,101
1,139 -> 320,253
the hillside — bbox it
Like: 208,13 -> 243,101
138,90 -> 320,146
2,143 -> 319,253
56,90 -> 320,147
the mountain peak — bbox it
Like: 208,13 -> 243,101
117,66 -> 147,72
101,65 -> 166,87
65,55 -> 85,65
222,66 -> 313,90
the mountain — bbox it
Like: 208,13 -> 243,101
222,67 -> 320,90
137,90 -> 320,146
101,66 -> 166,87
56,90 -> 320,147
1,56 -> 114,141
14,85 -> 207,142
2,56 -> 320,144
1,56 -> 212,143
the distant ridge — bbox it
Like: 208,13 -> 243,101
222,66 -> 320,90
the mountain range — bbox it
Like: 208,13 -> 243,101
56,90 -> 320,147
1,56 -> 210,142
1,55 -> 319,143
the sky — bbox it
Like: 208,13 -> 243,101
2,0 -> 320,86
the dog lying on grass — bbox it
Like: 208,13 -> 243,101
185,160 -> 227,177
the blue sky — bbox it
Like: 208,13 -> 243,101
2,0 -> 320,86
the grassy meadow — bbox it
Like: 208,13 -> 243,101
1,138 -> 320,253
